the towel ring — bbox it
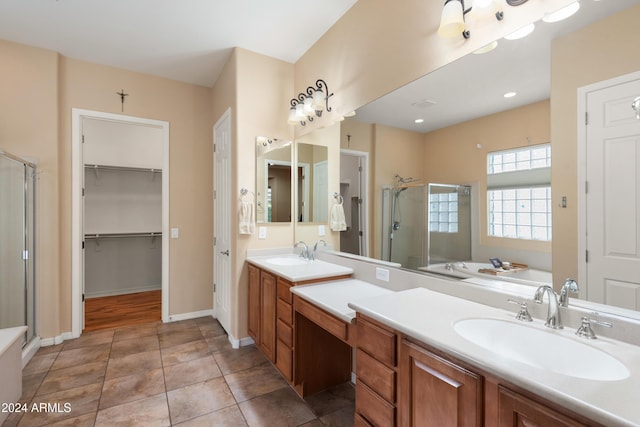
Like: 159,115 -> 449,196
333,192 -> 344,205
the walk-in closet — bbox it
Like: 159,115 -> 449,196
82,117 -> 164,331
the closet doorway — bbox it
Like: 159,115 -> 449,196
72,109 -> 169,337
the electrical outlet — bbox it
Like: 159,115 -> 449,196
375,267 -> 390,282
171,228 -> 179,238
318,225 -> 326,236
258,226 -> 267,239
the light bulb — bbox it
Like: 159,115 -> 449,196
543,2 -> 580,23
438,0 -> 466,38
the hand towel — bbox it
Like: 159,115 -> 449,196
330,202 -> 347,231
239,200 -> 255,234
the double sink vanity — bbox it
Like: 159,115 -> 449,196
246,250 -> 640,427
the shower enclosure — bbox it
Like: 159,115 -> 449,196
382,181 -> 471,269
0,150 -> 36,346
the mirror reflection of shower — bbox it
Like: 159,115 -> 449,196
382,179 -> 472,270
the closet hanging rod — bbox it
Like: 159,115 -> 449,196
84,164 -> 162,174
84,232 -> 162,239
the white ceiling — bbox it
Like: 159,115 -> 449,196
0,0 -> 358,87
356,0 -> 640,133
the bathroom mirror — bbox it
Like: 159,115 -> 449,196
255,136 -> 293,223
295,142 -> 328,223
340,1 -> 640,316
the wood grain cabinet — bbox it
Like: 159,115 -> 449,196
398,339 -> 482,427
355,314 -> 398,427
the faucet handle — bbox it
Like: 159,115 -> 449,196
508,299 -> 533,322
575,315 -> 613,340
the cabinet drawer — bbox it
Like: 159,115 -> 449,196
276,340 -> 293,382
295,296 -> 348,342
356,381 -> 395,427
277,298 -> 293,324
277,318 -> 293,348
358,316 -> 397,367
277,278 -> 294,303
356,349 -> 396,403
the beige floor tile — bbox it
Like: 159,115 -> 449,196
21,372 -> 47,402
225,363 -> 288,402
238,387 -> 316,427
99,368 -> 165,410
304,382 -> 355,417
167,377 -> 236,425
37,361 -> 107,396
298,420 -> 324,427
62,330 -> 114,351
34,344 -> 63,356
113,323 -> 159,342
19,382 -> 102,426
104,349 -> 162,380
23,353 -> 58,376
47,412 -> 97,426
156,319 -> 199,335
174,405 -> 248,427
160,339 -> 210,366
163,355 -> 222,391
213,345 -> 268,375
198,322 -> 226,338
158,329 -> 203,349
206,335 -> 233,354
94,393 -> 170,427
50,343 -> 111,371
318,406 -> 355,427
109,335 -> 159,359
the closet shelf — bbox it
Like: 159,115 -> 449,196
84,164 -> 162,174
84,232 -> 162,239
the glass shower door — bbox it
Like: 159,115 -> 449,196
0,153 -> 36,345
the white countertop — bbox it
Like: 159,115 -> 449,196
348,287 -> 640,427
290,279 -> 394,323
247,254 -> 353,282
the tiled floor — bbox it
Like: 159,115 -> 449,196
3,317 -> 355,427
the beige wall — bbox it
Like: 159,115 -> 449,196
218,48 -> 294,341
0,40 -> 60,338
1,38 -> 215,338
424,100 -> 551,255
551,5 -> 640,288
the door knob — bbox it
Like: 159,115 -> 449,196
632,96 -> 640,120
220,250 -> 229,256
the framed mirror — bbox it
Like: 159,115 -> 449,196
296,142 -> 328,223
255,136 -> 293,223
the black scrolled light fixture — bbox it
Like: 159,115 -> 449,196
438,0 -> 505,40
288,79 -> 334,126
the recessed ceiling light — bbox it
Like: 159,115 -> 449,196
504,23 -> 535,40
543,2 -> 580,23
414,118 -> 425,124
504,92 -> 517,98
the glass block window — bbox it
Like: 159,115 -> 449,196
429,192 -> 458,233
488,187 -> 552,241
488,144 -> 551,174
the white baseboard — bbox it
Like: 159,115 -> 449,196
40,331 -> 74,347
167,309 -> 214,323
227,334 -> 255,349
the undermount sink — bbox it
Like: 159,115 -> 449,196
265,257 -> 309,266
453,318 -> 629,381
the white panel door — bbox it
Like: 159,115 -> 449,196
586,77 -> 640,310
213,110 -> 232,334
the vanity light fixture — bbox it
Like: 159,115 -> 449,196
437,0 -> 504,40
473,40 -> 498,54
287,79 -> 333,126
504,22 -> 535,40
542,1 -> 580,23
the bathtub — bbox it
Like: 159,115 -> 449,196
421,262 -> 552,287
0,326 -> 27,425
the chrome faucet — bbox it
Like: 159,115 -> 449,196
310,239 -> 327,260
534,285 -> 563,329
559,278 -> 579,307
295,241 -> 309,260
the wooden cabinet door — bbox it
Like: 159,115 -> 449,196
399,339 -> 482,427
259,270 -> 277,362
247,264 -> 260,342
497,386 -> 587,427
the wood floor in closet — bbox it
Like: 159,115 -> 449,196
83,290 -> 161,332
